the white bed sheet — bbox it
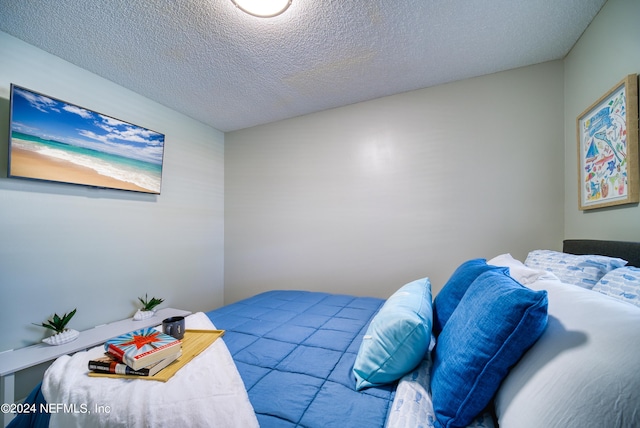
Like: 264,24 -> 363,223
42,312 -> 259,428
490,255 -> 640,428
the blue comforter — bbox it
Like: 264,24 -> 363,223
206,290 -> 396,428
9,290 -> 395,428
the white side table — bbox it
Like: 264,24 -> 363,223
0,308 -> 191,427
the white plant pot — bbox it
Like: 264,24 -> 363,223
133,309 -> 155,321
42,329 -> 79,346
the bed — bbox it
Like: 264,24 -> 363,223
7,239 -> 640,428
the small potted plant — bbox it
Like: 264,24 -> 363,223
34,308 -> 79,345
133,293 -> 164,320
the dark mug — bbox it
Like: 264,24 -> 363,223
162,316 -> 185,340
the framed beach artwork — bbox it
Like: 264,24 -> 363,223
8,84 -> 165,194
577,74 -> 639,210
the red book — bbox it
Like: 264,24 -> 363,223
104,328 -> 181,370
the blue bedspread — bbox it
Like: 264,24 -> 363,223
5,382 -> 49,428
206,290 -> 396,428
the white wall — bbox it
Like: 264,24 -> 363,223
225,61 -> 565,303
564,0 -> 640,240
0,32 -> 225,359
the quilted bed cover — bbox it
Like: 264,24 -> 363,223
206,290 -> 396,428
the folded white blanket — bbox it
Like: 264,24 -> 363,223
42,312 -> 259,428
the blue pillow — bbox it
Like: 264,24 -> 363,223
431,270 -> 548,428
353,277 -> 432,390
433,259 -> 508,335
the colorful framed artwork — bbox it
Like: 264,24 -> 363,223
8,84 -> 165,194
577,74 -> 638,210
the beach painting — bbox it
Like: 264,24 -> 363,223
8,85 -> 165,194
577,74 -> 639,210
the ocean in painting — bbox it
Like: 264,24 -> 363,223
11,131 -> 162,193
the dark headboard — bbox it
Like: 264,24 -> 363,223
563,240 -> 640,268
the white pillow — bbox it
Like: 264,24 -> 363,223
488,253 -> 559,285
495,276 -> 640,428
593,266 -> 640,307
523,249 -> 626,288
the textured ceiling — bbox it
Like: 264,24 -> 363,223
0,0 -> 606,132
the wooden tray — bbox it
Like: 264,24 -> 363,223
88,329 -> 225,382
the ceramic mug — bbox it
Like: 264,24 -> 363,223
162,316 -> 185,340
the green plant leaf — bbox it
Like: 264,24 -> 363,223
138,293 -> 164,311
61,309 -> 77,327
34,308 -> 77,334
33,322 -> 57,331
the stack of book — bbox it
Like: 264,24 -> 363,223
88,327 -> 182,377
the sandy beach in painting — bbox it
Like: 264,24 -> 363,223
10,147 -> 153,193
9,85 -> 165,194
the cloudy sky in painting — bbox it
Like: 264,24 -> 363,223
10,86 -> 165,165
